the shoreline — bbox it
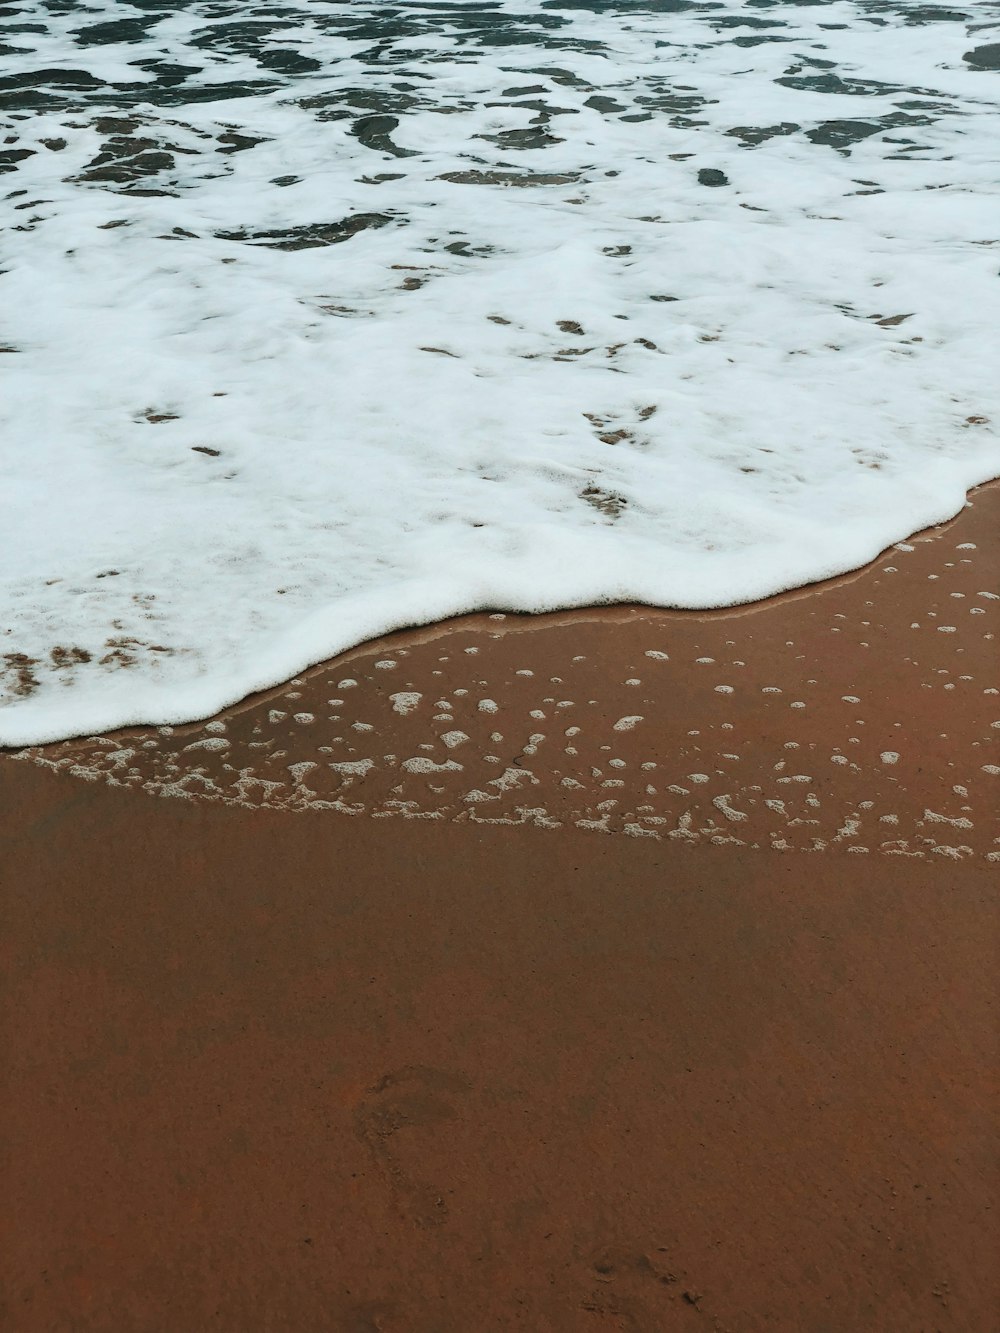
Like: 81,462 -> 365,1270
9,480 -> 998,861
3,475 -> 999,752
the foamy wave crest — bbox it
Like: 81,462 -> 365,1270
1,0 -> 998,743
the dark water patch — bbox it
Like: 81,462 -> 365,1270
486,30 -> 602,53
477,125 -> 566,150
0,148 -> 35,173
731,33 -> 797,47
634,84 -> 715,128
897,6 -> 974,24
119,77 -> 284,109
389,1 -> 503,8
66,115 -> 217,191
726,121 -> 800,147
436,168 -> 578,186
712,13 -> 787,27
70,16 -> 162,46
777,67 -> 896,97
0,68 -> 108,112
488,96 -> 579,117
300,87 -> 425,123
215,214 -> 399,249
543,0 -> 697,11
77,147 -> 179,189
334,5 -> 580,56
517,65 -> 593,93
217,131 -> 266,154
964,44 -> 1000,70
584,94 -> 627,114
127,59 -> 204,89
896,96 -> 961,110
256,48 -> 322,76
351,114 -> 420,158
429,7 -> 567,36
111,0 -> 207,9
805,108 -> 936,153
439,239 -> 497,257
188,19 -> 288,58
0,60 -> 283,114
805,120 -> 882,152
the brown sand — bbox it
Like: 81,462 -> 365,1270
1,484 -> 998,1330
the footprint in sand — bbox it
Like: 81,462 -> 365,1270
336,1300 -> 397,1333
353,1065 -> 472,1228
580,1245 -> 707,1329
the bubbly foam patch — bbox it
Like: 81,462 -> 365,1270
1,1 -> 998,744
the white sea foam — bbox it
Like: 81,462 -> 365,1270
1,1 -> 999,744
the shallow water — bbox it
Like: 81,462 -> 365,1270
1,0 -> 998,743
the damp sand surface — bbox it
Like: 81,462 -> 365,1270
1,485 -> 998,1331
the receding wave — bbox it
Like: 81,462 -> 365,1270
1,0 -> 998,744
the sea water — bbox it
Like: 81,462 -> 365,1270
1,0 -> 998,744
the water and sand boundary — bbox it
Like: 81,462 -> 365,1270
2,2 -> 997,1323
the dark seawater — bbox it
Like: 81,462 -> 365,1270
2,1 -> 993,163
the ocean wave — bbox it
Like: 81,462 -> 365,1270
1,0 -> 998,743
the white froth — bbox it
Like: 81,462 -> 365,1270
440,730 -> 470,750
612,715 -> 643,732
1,1 -> 998,744
402,755 -> 462,774
389,691 -> 422,716
329,758 -> 374,778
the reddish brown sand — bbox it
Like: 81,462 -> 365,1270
2,484 -> 998,1331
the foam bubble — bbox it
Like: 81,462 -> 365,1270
613,715 -> 643,732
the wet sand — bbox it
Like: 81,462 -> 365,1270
2,484 -> 998,1331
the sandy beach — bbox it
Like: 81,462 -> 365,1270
4,6 -> 997,1327
2,483 -> 997,1330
